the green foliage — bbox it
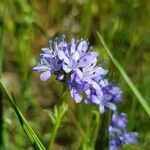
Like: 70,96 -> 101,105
47,103 -> 68,150
97,32 -> 150,118
0,81 -> 46,150
0,0 -> 149,149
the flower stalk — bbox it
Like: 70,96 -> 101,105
95,111 -> 109,150
0,88 -> 4,149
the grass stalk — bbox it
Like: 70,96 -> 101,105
0,81 -> 46,150
0,14 -> 5,149
95,111 -> 109,150
0,88 -> 4,149
97,32 -> 150,118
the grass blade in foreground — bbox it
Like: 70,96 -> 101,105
97,32 -> 150,118
0,81 -> 46,150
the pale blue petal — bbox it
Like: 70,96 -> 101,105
63,64 -> 72,73
70,88 -> 82,103
123,132 -> 138,144
58,50 -> 69,64
77,40 -> 88,54
99,105 -> 105,113
33,65 -> 48,71
105,102 -> 116,111
77,52 -> 98,68
41,47 -> 52,53
70,38 -> 76,53
40,70 -> 51,81
75,69 -> 83,79
72,51 -> 80,62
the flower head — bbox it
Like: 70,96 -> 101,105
58,39 -> 98,73
33,35 -> 138,149
109,112 -> 138,150
33,46 -> 62,81
111,112 -> 127,130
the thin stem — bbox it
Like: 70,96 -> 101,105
48,87 -> 67,150
95,111 -> 109,150
48,119 -> 60,150
0,9 -> 5,149
0,88 -> 4,149
97,32 -> 150,118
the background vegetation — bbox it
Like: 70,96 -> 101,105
0,0 -> 150,149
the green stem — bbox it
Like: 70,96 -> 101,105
48,120 -> 59,150
48,87 -> 67,150
95,111 -> 109,150
97,32 -> 150,118
0,88 -> 4,149
0,12 -> 5,149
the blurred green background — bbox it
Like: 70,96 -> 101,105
0,0 -> 150,149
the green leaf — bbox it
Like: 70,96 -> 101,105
0,81 -> 46,150
97,32 -> 150,118
47,102 -> 68,150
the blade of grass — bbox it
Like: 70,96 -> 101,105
0,87 -> 4,149
0,81 -> 46,150
97,32 -> 150,118
0,11 -> 5,149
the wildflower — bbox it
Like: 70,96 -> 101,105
85,79 -> 122,113
99,79 -> 122,104
86,86 -> 117,113
109,112 -> 138,150
110,112 -> 127,130
109,132 -> 138,150
58,38 -> 98,73
68,69 -> 89,103
80,64 -> 106,83
33,35 -> 138,149
33,40 -> 62,81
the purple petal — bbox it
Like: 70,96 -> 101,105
90,95 -> 100,104
123,132 -> 138,144
94,67 -> 106,76
105,102 -> 116,111
109,125 -> 121,137
72,51 -> 80,62
77,40 -> 88,54
71,72 -> 81,83
75,69 -> 83,79
63,64 -> 72,73
41,47 -> 52,53
89,81 -> 103,98
70,88 -> 82,103
112,113 -> 127,130
41,53 -> 53,58
75,82 -> 88,91
110,87 -> 122,103
99,79 -> 109,87
58,50 -> 69,64
33,65 -> 48,71
109,140 -> 123,150
99,105 -> 105,113
40,70 -> 51,81
56,74 -> 64,81
77,52 -> 98,68
87,67 -> 106,79
70,38 -> 76,53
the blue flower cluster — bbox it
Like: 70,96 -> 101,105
33,36 -> 137,149
109,113 -> 138,150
